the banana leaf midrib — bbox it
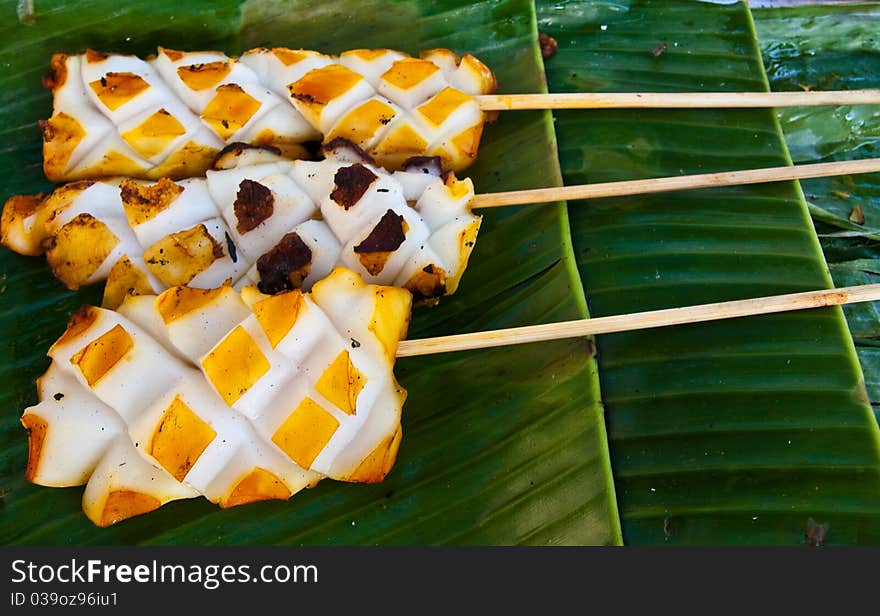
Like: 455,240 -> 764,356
753,2 -> 880,432
541,0 -> 880,545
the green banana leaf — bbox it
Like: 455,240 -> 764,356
539,0 -> 880,544
754,3 -> 880,425
5,0 -> 880,547
0,0 -> 621,545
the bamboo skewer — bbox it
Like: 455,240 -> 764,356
477,89 -> 880,111
471,157 -> 880,208
397,284 -> 880,358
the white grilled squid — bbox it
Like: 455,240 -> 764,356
41,46 -> 496,181
2,141 -> 481,307
21,267 -> 411,527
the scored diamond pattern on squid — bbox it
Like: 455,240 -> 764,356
20,268 -> 411,527
41,46 -> 496,181
3,140 -> 482,307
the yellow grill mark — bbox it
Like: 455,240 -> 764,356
370,287 -> 413,361
381,58 -> 440,90
120,177 -> 184,226
148,395 -> 216,482
21,413 -> 48,483
326,98 -> 397,145
201,84 -> 262,140
221,467 -> 291,508
201,326 -> 271,405
70,324 -> 134,388
156,285 -> 230,324
374,122 -> 427,156
151,141 -> 219,179
85,49 -> 110,64
89,72 -> 151,111
459,219 -> 481,254
253,290 -> 304,349
143,224 -> 222,287
54,305 -> 100,349
416,87 -> 472,127
272,48 -> 310,66
315,350 -> 365,416
160,47 -> 185,62
102,257 -> 153,310
177,61 -> 231,91
345,49 -> 392,61
289,64 -> 364,112
40,112 -> 85,182
348,425 -> 403,483
121,109 -> 187,159
79,150 -> 145,179
46,214 -> 119,290
99,490 -> 161,527
444,172 -> 473,200
272,397 -> 339,469
357,251 -> 393,276
451,124 -> 483,160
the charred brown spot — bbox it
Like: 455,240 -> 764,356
539,33 -> 558,60
234,179 -> 274,234
43,53 -> 69,90
256,232 -> 313,295
403,156 -> 442,175
405,263 -> 447,304
321,137 -> 376,165
353,210 -> 408,276
219,142 -> 281,158
39,119 -> 54,142
290,91 -> 318,104
120,178 -> 184,226
65,180 -> 97,192
212,142 -> 281,170
211,236 -> 225,260
331,164 -> 378,210
355,210 -> 407,254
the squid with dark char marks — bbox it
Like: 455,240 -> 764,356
2,140 -> 481,307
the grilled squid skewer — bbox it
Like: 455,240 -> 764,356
42,46 -> 496,181
2,140 -> 481,307
22,267 -> 411,527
